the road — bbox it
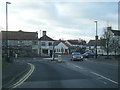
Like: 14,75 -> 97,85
13,55 -> 118,88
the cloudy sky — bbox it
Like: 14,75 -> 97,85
0,0 -> 119,41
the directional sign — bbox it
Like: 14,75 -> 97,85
3,42 -> 7,46
52,43 -> 56,47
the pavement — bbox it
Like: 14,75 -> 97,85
2,61 -> 29,89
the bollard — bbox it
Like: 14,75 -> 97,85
15,54 -> 18,59
58,55 -> 62,62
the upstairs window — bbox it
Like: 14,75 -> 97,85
48,42 -> 52,46
42,42 -> 45,46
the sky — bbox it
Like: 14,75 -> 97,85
0,0 -> 119,42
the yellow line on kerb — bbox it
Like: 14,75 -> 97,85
8,63 -> 35,89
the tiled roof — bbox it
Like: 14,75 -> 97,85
39,35 -> 54,41
63,42 -> 71,47
54,40 -> 65,45
87,39 -> 106,46
67,40 -> 79,45
63,42 -> 78,49
67,40 -> 86,45
2,31 -> 38,40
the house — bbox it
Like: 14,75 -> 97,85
109,27 -> 120,55
86,40 -> 105,55
54,41 -> 70,54
2,30 -> 38,57
87,27 -> 120,55
65,40 -> 86,53
39,31 -> 55,56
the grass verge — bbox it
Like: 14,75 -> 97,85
2,60 -> 12,69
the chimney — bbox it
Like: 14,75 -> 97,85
43,31 -> 46,36
107,26 -> 112,31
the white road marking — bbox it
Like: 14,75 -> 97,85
90,71 -> 118,84
43,58 -> 58,60
68,63 -> 118,85
74,65 -> 84,69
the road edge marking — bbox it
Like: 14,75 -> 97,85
8,63 -> 35,89
90,71 -> 118,84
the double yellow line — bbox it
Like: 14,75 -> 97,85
8,63 -> 35,89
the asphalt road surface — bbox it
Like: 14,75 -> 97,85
14,55 -> 118,88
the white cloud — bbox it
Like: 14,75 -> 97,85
0,1 -> 118,42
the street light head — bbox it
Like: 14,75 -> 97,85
6,2 -> 11,4
94,20 -> 98,23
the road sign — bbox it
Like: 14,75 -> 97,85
52,43 -> 56,47
3,42 -> 7,46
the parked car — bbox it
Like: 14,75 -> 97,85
71,52 -> 83,61
82,51 -> 95,58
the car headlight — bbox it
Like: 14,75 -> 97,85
81,56 -> 83,58
73,56 -> 76,58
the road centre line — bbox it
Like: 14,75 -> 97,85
8,63 -> 35,89
90,71 -> 118,84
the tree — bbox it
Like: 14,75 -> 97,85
112,37 -> 120,56
101,27 -> 113,58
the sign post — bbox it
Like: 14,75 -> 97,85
52,43 -> 56,61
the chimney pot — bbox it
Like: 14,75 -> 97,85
43,31 -> 46,36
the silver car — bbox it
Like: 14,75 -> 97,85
71,52 -> 83,61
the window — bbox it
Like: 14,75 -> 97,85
42,42 -> 45,46
58,49 -> 60,52
65,49 -> 68,52
43,49 -> 48,54
48,42 -> 52,46
33,41 -> 37,45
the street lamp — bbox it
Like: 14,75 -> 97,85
6,2 -> 11,62
94,20 -> 98,59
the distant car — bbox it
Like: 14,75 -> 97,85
82,51 -> 95,58
71,52 -> 83,61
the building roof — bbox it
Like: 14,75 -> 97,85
87,39 -> 105,46
39,35 -> 54,41
54,40 -> 65,45
63,42 -> 71,47
67,40 -> 86,45
111,30 -> 120,36
1,30 -> 38,40
63,42 -> 78,49
67,40 -> 79,45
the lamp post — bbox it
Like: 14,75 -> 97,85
6,2 -> 11,62
94,20 -> 98,59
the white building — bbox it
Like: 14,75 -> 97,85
86,27 -> 120,56
86,40 -> 105,55
55,42 -> 70,54
39,31 -> 55,56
